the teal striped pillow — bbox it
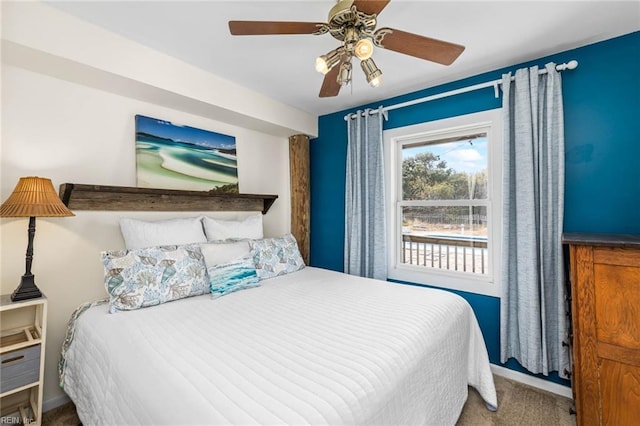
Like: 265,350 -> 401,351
208,256 -> 260,299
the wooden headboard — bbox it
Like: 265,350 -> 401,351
59,183 -> 277,214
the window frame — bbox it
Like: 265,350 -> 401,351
384,109 -> 502,297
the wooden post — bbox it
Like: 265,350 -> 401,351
289,134 -> 310,264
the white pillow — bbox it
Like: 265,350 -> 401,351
199,240 -> 251,268
202,213 -> 263,241
119,217 -> 207,249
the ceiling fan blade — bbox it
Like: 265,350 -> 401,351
353,0 -> 391,16
319,58 -> 346,98
229,21 -> 326,35
374,27 -> 465,65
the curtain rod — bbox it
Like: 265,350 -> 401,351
344,60 -> 578,121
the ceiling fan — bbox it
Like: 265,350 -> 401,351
228,0 -> 465,98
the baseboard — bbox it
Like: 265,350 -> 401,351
490,364 -> 573,399
43,394 -> 71,413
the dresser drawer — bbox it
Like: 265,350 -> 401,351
0,344 -> 41,393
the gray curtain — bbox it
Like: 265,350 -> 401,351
500,63 -> 570,379
344,109 -> 387,280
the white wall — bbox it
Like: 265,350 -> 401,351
2,1 -> 317,138
0,63 -> 292,410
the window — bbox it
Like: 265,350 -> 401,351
384,109 -> 502,296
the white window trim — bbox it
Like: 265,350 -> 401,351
384,109 -> 502,297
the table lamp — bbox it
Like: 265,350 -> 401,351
0,177 -> 74,301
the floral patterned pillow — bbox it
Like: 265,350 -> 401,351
249,233 -> 305,280
101,244 -> 209,313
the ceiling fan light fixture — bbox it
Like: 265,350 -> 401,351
361,57 -> 382,87
315,47 -> 345,75
337,59 -> 353,86
354,38 -> 373,60
229,0 -> 466,98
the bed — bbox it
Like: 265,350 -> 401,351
60,265 -> 497,425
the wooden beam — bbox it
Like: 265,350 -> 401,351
289,134 -> 310,264
59,183 -> 277,214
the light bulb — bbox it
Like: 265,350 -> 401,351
354,39 -> 373,60
315,47 -> 345,75
370,74 -> 382,87
315,57 -> 329,74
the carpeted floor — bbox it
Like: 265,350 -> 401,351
457,375 -> 575,425
42,375 -> 575,425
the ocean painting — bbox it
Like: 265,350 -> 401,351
135,115 -> 238,192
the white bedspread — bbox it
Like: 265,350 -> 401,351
63,267 -> 496,425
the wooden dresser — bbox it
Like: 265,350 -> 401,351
563,233 -> 640,426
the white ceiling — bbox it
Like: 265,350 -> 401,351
46,1 -> 639,116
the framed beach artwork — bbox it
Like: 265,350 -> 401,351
135,115 -> 238,192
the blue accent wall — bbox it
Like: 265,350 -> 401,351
310,32 -> 640,386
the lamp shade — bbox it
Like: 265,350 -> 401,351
0,177 -> 74,217
315,47 -> 345,75
361,58 -> 383,87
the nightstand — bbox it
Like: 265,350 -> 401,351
0,294 -> 47,425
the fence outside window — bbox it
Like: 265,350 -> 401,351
401,234 -> 488,275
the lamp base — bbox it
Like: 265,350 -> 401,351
11,274 -> 43,301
